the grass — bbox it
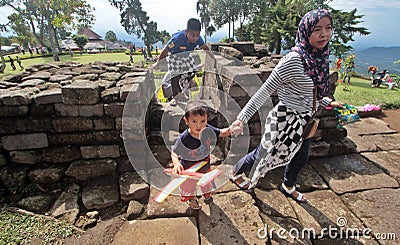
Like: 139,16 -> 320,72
2,53 -> 399,109
334,77 -> 400,109
0,209 -> 80,244
0,52 -> 149,80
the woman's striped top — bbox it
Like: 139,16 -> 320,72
238,52 -> 332,123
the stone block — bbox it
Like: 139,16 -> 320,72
50,183 -> 80,223
17,194 -> 54,214
81,145 -> 120,159
10,150 -> 42,164
22,71 -> 51,81
101,87 -> 120,103
319,116 -> 338,129
62,80 -> 100,105
93,118 -> 115,130
28,164 -> 65,184
362,150 -> 400,182
99,72 -> 122,81
221,65 -> 263,88
78,104 -> 104,117
120,84 -> 141,102
72,74 -> 99,81
65,159 -> 117,182
113,218 -> 199,244
54,103 -> 79,117
342,188 -> 400,243
49,74 -> 73,83
231,42 -> 255,56
1,133 -> 48,150
119,172 -> 149,202
93,131 -> 121,144
82,175 -> 119,209
30,104 -> 54,117
48,132 -> 94,145
97,79 -> 116,90
0,87 -> 39,106
53,118 -> 93,132
0,105 -> 29,117
310,154 -> 399,194
42,146 -> 81,163
104,103 -> 124,117
33,88 -> 63,105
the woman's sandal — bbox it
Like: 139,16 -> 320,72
228,173 -> 250,190
279,183 -> 307,204
187,199 -> 202,210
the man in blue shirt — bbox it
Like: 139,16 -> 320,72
153,18 -> 213,106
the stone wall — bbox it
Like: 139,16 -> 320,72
0,44 -> 357,226
0,62 -> 154,222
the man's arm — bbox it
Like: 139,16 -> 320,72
200,43 -> 215,60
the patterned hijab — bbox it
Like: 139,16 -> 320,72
292,9 -> 332,100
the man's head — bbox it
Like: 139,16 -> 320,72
185,18 -> 201,44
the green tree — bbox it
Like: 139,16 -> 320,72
0,21 -> 9,73
105,30 -> 117,42
1,0 -> 94,61
209,0 -> 232,40
110,0 -> 161,58
72,34 -> 88,50
329,8 -> 370,58
7,13 -> 35,48
158,30 -> 171,46
196,0 -> 215,43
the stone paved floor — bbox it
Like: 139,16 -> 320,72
112,117 -> 400,244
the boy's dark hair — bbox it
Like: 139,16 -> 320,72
184,101 -> 208,119
187,18 -> 201,31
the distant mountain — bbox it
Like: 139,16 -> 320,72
354,47 -> 400,75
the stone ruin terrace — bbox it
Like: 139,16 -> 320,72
0,42 -> 399,244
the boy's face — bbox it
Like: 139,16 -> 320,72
185,30 -> 201,44
184,113 -> 208,136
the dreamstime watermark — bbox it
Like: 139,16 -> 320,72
257,217 -> 397,241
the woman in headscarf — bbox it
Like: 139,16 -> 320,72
229,9 -> 344,203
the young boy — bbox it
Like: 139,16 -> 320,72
153,18 -> 213,106
171,101 -> 231,209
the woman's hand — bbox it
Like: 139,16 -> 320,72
330,101 -> 345,108
230,120 -> 244,137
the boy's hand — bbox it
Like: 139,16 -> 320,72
172,163 -> 184,175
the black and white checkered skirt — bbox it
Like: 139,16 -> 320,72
249,102 -> 311,188
167,54 -> 197,90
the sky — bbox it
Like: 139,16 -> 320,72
1,0 -> 399,50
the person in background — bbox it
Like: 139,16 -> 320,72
16,56 -> 24,71
229,9 -> 344,203
8,56 -> 16,70
343,54 -> 356,85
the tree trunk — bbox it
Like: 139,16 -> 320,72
232,18 -> 235,41
28,18 -> 46,48
47,23 -> 60,61
53,26 -> 61,52
276,33 -> 282,54
0,48 -> 5,73
228,22 -> 231,42
146,44 -> 152,58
